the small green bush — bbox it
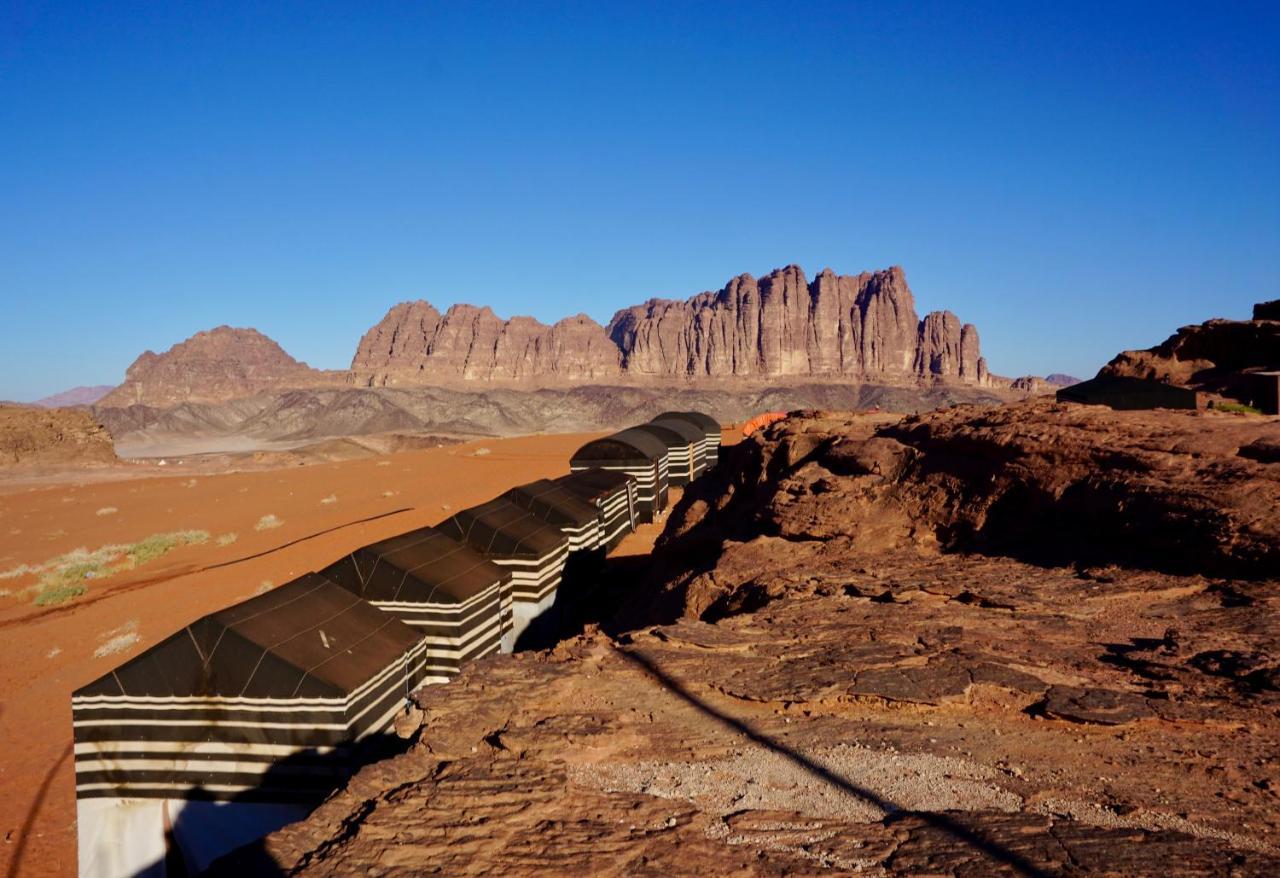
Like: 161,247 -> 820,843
35,584 -> 87,606
1214,401 -> 1263,415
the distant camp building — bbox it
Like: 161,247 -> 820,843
437,497 -> 570,647
319,526 -> 512,681
629,421 -> 702,487
647,416 -> 709,484
569,428 -> 670,522
554,469 -> 639,552
655,410 -> 721,466
72,573 -> 431,878
1056,375 -> 1201,411
502,478 -> 607,554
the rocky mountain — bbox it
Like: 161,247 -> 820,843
351,265 -> 993,387
1044,373 -> 1082,387
99,326 -> 343,408
223,401 -> 1280,875
32,385 -> 114,408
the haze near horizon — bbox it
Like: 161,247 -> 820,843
2,1 -> 1277,401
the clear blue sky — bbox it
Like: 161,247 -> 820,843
2,1 -> 1277,400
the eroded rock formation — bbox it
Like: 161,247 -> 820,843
0,404 -> 118,468
351,265 -> 995,387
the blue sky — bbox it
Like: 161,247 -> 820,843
2,1 -> 1277,400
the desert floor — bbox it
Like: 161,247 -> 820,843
0,429 -> 710,878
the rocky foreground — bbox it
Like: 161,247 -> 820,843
220,401 -> 1279,876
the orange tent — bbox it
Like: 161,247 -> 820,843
741,411 -> 788,438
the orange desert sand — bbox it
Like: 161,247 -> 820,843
0,429 -> 718,877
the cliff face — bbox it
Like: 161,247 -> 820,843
0,404 -> 117,468
352,303 -> 622,384
99,326 -> 339,408
352,265 -> 994,387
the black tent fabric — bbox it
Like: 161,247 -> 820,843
648,416 -> 708,484
319,527 -> 512,681
629,422 -> 700,487
553,469 -> 639,552
72,572 -> 429,799
436,497 -> 570,610
1056,375 -> 1200,410
655,410 -> 721,465
569,428 -> 670,522
72,573 -> 431,876
502,479 -> 604,553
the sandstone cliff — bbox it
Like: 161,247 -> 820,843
351,265 -> 994,387
99,326 -> 342,408
352,302 -> 622,383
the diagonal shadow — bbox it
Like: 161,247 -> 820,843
5,741 -> 73,878
616,646 -> 1053,878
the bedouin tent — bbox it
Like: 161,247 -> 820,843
554,469 -> 639,552
648,416 -> 709,484
1056,375 -> 1200,411
72,573 -> 431,878
569,428 -> 670,523
318,526 -> 513,681
629,422 -> 701,487
437,498 -> 570,648
502,478 -> 606,553
654,410 -> 721,466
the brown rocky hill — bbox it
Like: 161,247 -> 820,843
1100,299 -> 1279,400
225,401 -> 1280,875
351,265 -> 993,387
98,326 -> 344,408
0,404 -> 118,468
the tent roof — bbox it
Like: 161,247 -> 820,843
75,573 -> 423,701
655,411 -> 720,433
320,526 -> 509,606
571,428 -> 668,464
648,416 -> 705,445
555,468 -> 635,502
503,479 -> 600,529
438,496 -> 568,560
627,422 -> 689,452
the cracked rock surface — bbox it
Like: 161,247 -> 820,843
216,402 -> 1280,876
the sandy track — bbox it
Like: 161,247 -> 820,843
0,430 -> 634,878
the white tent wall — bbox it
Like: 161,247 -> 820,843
78,797 -> 309,878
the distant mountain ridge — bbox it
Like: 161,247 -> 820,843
94,264 -> 1081,414
352,265 -> 995,388
33,385 -> 115,408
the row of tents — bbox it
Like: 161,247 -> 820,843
72,411 -> 722,878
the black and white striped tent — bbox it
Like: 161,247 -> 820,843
72,573 -> 430,878
502,478 -> 606,554
654,410 -> 721,466
437,498 -> 570,647
569,428 -> 669,523
554,469 -> 639,552
647,417 -> 709,485
318,526 -> 512,682
630,422 -> 701,487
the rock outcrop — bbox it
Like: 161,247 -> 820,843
1100,300 -> 1280,400
99,326 -> 342,408
225,401 -> 1280,876
352,265 -> 995,387
0,404 -> 118,468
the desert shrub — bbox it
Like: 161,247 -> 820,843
1213,401 -> 1264,415
34,583 -> 87,606
255,514 -> 283,531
